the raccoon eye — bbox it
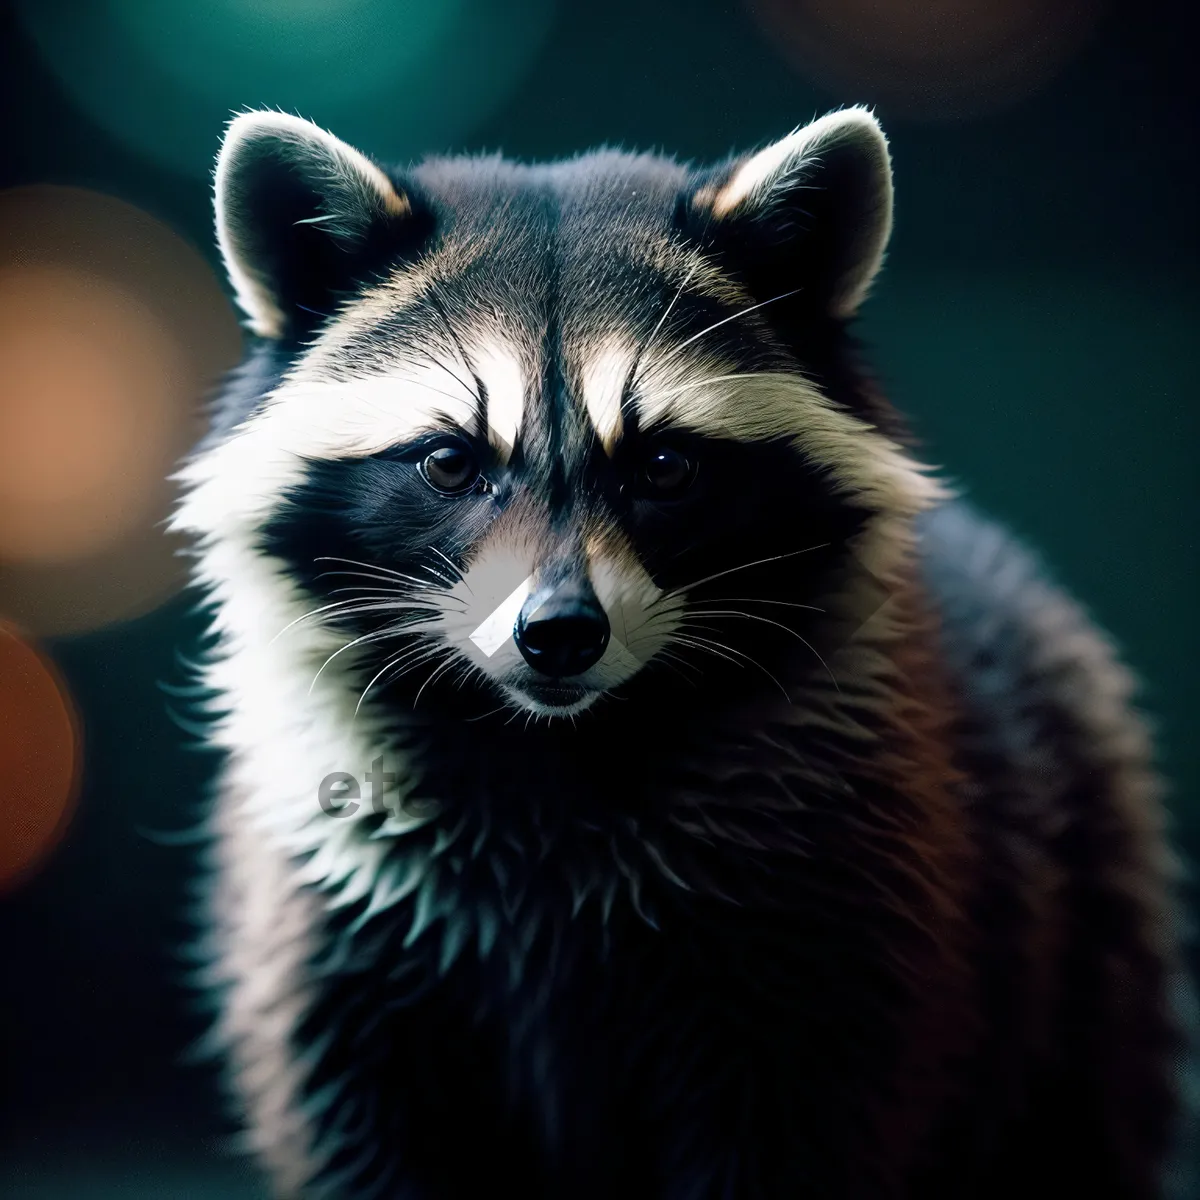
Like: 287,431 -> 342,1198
421,444 -> 481,495
641,446 -> 695,497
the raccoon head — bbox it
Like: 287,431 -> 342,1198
175,109 -> 941,724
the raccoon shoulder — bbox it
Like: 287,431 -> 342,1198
916,497 -> 1151,770
915,496 -> 1171,926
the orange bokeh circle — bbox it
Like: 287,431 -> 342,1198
0,264 -> 192,563
0,621 -> 82,892
0,185 -> 242,635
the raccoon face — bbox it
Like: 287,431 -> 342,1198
176,109 -> 940,722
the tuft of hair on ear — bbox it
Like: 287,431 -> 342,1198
688,106 -> 894,321
213,111 -> 430,340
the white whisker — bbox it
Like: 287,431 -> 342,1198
677,609 -> 838,693
633,260 -> 700,384
314,555 -> 445,591
309,618 -> 439,694
655,544 -> 830,604
465,702 -> 511,723
649,649 -> 702,689
427,546 -> 471,595
412,651 -> 459,710
269,597 -> 439,644
314,568 -> 438,591
650,287 -> 805,373
669,630 -> 791,702
689,596 -> 825,614
354,641 -> 446,718
323,585 -> 466,612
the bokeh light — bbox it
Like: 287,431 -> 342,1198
0,266 -> 189,564
13,0 -> 557,178
747,0 -> 1104,119
0,186 -> 242,636
0,622 -> 81,893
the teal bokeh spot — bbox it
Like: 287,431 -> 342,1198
15,0 -> 557,177
108,0 -> 469,107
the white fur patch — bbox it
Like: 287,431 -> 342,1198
473,339 -> 527,462
167,524 -> 437,916
169,340 -> 490,909
580,339 -> 634,453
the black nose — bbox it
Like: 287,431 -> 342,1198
515,583 -> 610,677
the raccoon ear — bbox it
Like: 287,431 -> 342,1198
691,107 -> 893,320
214,111 -> 420,339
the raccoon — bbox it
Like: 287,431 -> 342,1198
172,107 -> 1192,1199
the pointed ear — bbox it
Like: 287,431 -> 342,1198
691,107 -> 893,320
214,111 -> 425,339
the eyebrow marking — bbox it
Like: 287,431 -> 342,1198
630,362 -> 946,530
581,340 -> 636,454
472,339 -> 527,463
263,365 -> 479,459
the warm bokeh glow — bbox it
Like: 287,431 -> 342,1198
0,266 -> 189,563
748,0 -> 1103,118
0,186 -> 242,635
0,622 -> 81,892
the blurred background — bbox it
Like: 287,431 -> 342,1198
0,0 -> 1195,1195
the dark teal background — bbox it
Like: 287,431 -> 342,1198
0,1 -> 1195,1194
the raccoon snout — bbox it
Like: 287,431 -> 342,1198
514,580 -> 610,677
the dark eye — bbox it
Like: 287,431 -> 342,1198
641,446 -> 696,497
421,444 -> 482,495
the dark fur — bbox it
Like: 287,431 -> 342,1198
186,116 -> 1195,1198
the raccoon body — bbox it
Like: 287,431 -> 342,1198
175,109 -> 1190,1198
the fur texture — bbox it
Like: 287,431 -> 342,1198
173,108 -> 1194,1198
